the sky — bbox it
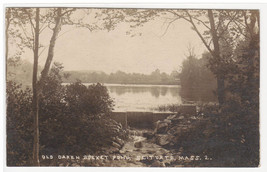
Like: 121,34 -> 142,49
11,8 -> 206,75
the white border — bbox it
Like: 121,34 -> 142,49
1,1 -> 267,172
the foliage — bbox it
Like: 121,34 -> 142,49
63,69 -> 179,85
6,8 -> 259,167
64,81 -> 114,118
161,16 -> 259,165
223,24 -> 259,166
6,81 -> 33,166
170,23 -> 259,166
6,59 -> 37,85
6,63 -> 125,166
179,52 -> 217,102
192,101 -> 259,167
6,8 -> 131,166
98,9 -> 257,105
6,59 -> 179,85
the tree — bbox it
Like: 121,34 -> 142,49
161,10 -> 247,105
207,10 -> 224,104
98,9 -> 252,105
32,8 -> 40,166
5,8 -> 31,77
6,62 -> 123,166
226,11 -> 259,165
6,7 -> 73,165
16,8 -> 63,165
6,8 -> 123,165
179,50 -> 217,102
5,7 -> 40,165
5,8 -> 11,68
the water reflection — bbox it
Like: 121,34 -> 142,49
160,87 -> 168,96
78,83 -> 215,112
179,86 -> 217,103
108,85 -> 179,98
105,84 -> 182,112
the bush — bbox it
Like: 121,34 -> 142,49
6,81 -> 33,166
64,81 -> 114,118
7,63 -> 124,166
178,102 -> 259,167
38,64 -> 118,156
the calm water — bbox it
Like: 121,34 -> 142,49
93,83 -> 182,112
63,83 -> 216,112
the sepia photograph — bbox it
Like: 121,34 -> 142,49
4,5 -> 260,168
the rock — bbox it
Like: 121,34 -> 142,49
169,142 -> 175,146
167,114 -> 177,120
164,162 -> 171,167
151,161 -> 160,167
72,163 -> 80,167
155,122 -> 169,134
163,119 -> 172,124
136,130 -> 143,136
110,127 -> 120,133
147,150 -> 154,154
170,116 -> 184,124
94,163 -> 100,167
134,141 -> 143,148
156,134 -> 172,146
153,120 -> 161,129
151,161 -> 166,167
178,115 -> 185,119
109,147 -> 120,153
143,132 -> 154,139
98,162 -> 104,166
129,130 -> 137,136
190,116 -> 197,120
112,141 -> 121,149
119,149 -> 126,154
167,126 -> 180,135
114,136 -> 124,146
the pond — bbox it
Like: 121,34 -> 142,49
63,83 -> 216,112
88,83 -> 182,112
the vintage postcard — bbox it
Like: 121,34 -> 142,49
5,5 -> 260,168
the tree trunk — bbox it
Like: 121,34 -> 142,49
32,7 -> 62,166
32,8 -> 40,166
5,8 -> 11,78
208,9 -> 225,105
39,8 -> 62,87
247,11 -> 259,103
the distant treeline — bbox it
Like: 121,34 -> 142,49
62,69 -> 180,85
7,59 -> 180,85
7,59 -> 36,85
